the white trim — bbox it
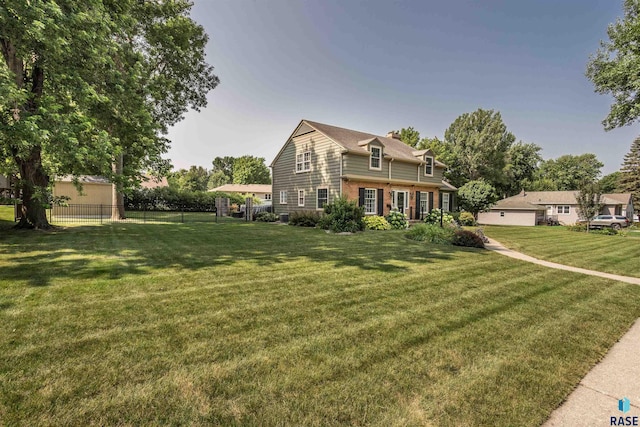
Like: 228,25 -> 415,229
442,193 -> 450,212
279,190 -> 287,205
316,187 -> 328,210
298,189 -> 305,207
369,146 -> 382,170
419,191 -> 429,218
556,205 -> 570,214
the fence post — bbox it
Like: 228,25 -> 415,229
100,205 -> 103,224
181,207 -> 184,223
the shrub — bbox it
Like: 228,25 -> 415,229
255,212 -> 278,222
386,210 -> 408,230
566,223 -> 588,232
452,230 -> 485,248
318,196 -> 365,233
424,208 -> 455,225
458,211 -> 476,226
363,215 -> 391,230
592,227 -> 619,236
405,223 -> 454,244
289,211 -> 321,227
125,187 -> 244,212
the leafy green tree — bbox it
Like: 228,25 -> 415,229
211,156 -> 235,183
457,179 -> 498,219
0,0 -> 218,228
443,109 -> 516,190
599,171 -> 622,193
169,166 -> 209,192
232,156 -> 271,184
396,127 -> 421,148
503,142 -> 542,196
587,0 -> 640,129
533,154 -> 603,191
618,136 -> 640,213
207,170 -> 230,190
576,181 -> 604,232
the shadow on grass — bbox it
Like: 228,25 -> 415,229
0,221 -> 488,287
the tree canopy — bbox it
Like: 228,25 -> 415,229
618,136 -> 640,213
0,0 -> 218,228
457,179 -> 498,219
587,0 -> 640,129
232,156 -> 271,185
530,154 -> 603,191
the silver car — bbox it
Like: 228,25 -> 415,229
585,215 -> 630,229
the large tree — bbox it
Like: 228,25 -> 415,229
587,0 -> 640,129
533,154 -> 603,191
396,127 -> 421,148
503,142 -> 543,197
443,108 -> 516,190
599,171 -> 622,193
232,156 -> 271,185
0,0 -> 218,228
618,136 -> 640,213
168,166 -> 210,192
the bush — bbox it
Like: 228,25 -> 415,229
452,230 -> 485,248
363,215 -> 391,230
125,187 -> 244,212
386,210 -> 408,230
424,208 -> 455,225
318,196 -> 364,233
255,212 -> 278,222
566,223 -> 588,232
289,211 -> 321,227
405,223 -> 454,244
458,211 -> 476,226
592,227 -> 619,236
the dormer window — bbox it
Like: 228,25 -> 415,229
370,146 -> 381,170
424,155 -> 433,176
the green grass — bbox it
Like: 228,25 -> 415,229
1,216 -> 640,426
484,225 -> 640,278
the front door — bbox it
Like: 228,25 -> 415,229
397,191 -> 405,213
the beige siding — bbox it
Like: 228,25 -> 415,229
53,182 -> 112,205
478,210 -> 538,226
272,131 -> 342,215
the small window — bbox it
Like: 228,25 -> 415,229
298,190 -> 305,207
265,193 -> 272,200
370,146 -> 381,170
364,188 -> 377,214
500,211 -> 505,217
317,188 -> 328,210
424,156 -> 433,176
556,205 -> 570,214
279,190 -> 287,204
296,151 -> 311,173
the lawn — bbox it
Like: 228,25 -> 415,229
1,213 -> 640,425
483,225 -> 640,278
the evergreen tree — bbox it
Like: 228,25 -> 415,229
619,136 -> 640,214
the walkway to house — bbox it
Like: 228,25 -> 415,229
485,238 -> 640,425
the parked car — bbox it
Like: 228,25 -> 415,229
579,215 -> 630,229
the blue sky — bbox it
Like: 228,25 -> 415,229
166,0 -> 637,175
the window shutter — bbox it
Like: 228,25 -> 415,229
439,192 -> 443,209
358,188 -> 365,207
450,193 -> 455,211
377,188 -> 383,215
415,192 -> 421,219
428,192 -> 434,212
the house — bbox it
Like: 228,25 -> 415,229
478,191 -> 635,226
140,175 -> 169,189
270,120 -> 455,219
52,176 -> 113,216
0,174 -> 11,198
210,184 -> 272,203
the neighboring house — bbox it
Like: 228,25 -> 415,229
210,183 -> 272,203
53,176 -> 113,216
478,191 -> 635,226
0,174 -> 11,198
270,119 -> 455,219
140,175 -> 169,189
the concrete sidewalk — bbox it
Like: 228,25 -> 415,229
485,238 -> 640,425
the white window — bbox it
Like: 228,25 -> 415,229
364,188 -> 377,214
317,188 -> 328,210
279,190 -> 287,204
298,190 -> 305,207
264,193 -> 272,200
419,192 -> 429,217
392,190 -> 409,212
500,211 -> 505,217
442,193 -> 450,212
424,156 -> 434,176
370,146 -> 381,170
557,205 -> 570,214
296,151 -> 311,173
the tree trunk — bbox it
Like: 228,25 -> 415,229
15,148 -> 51,229
111,153 -> 126,220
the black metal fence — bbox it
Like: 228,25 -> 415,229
48,204 -> 218,224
